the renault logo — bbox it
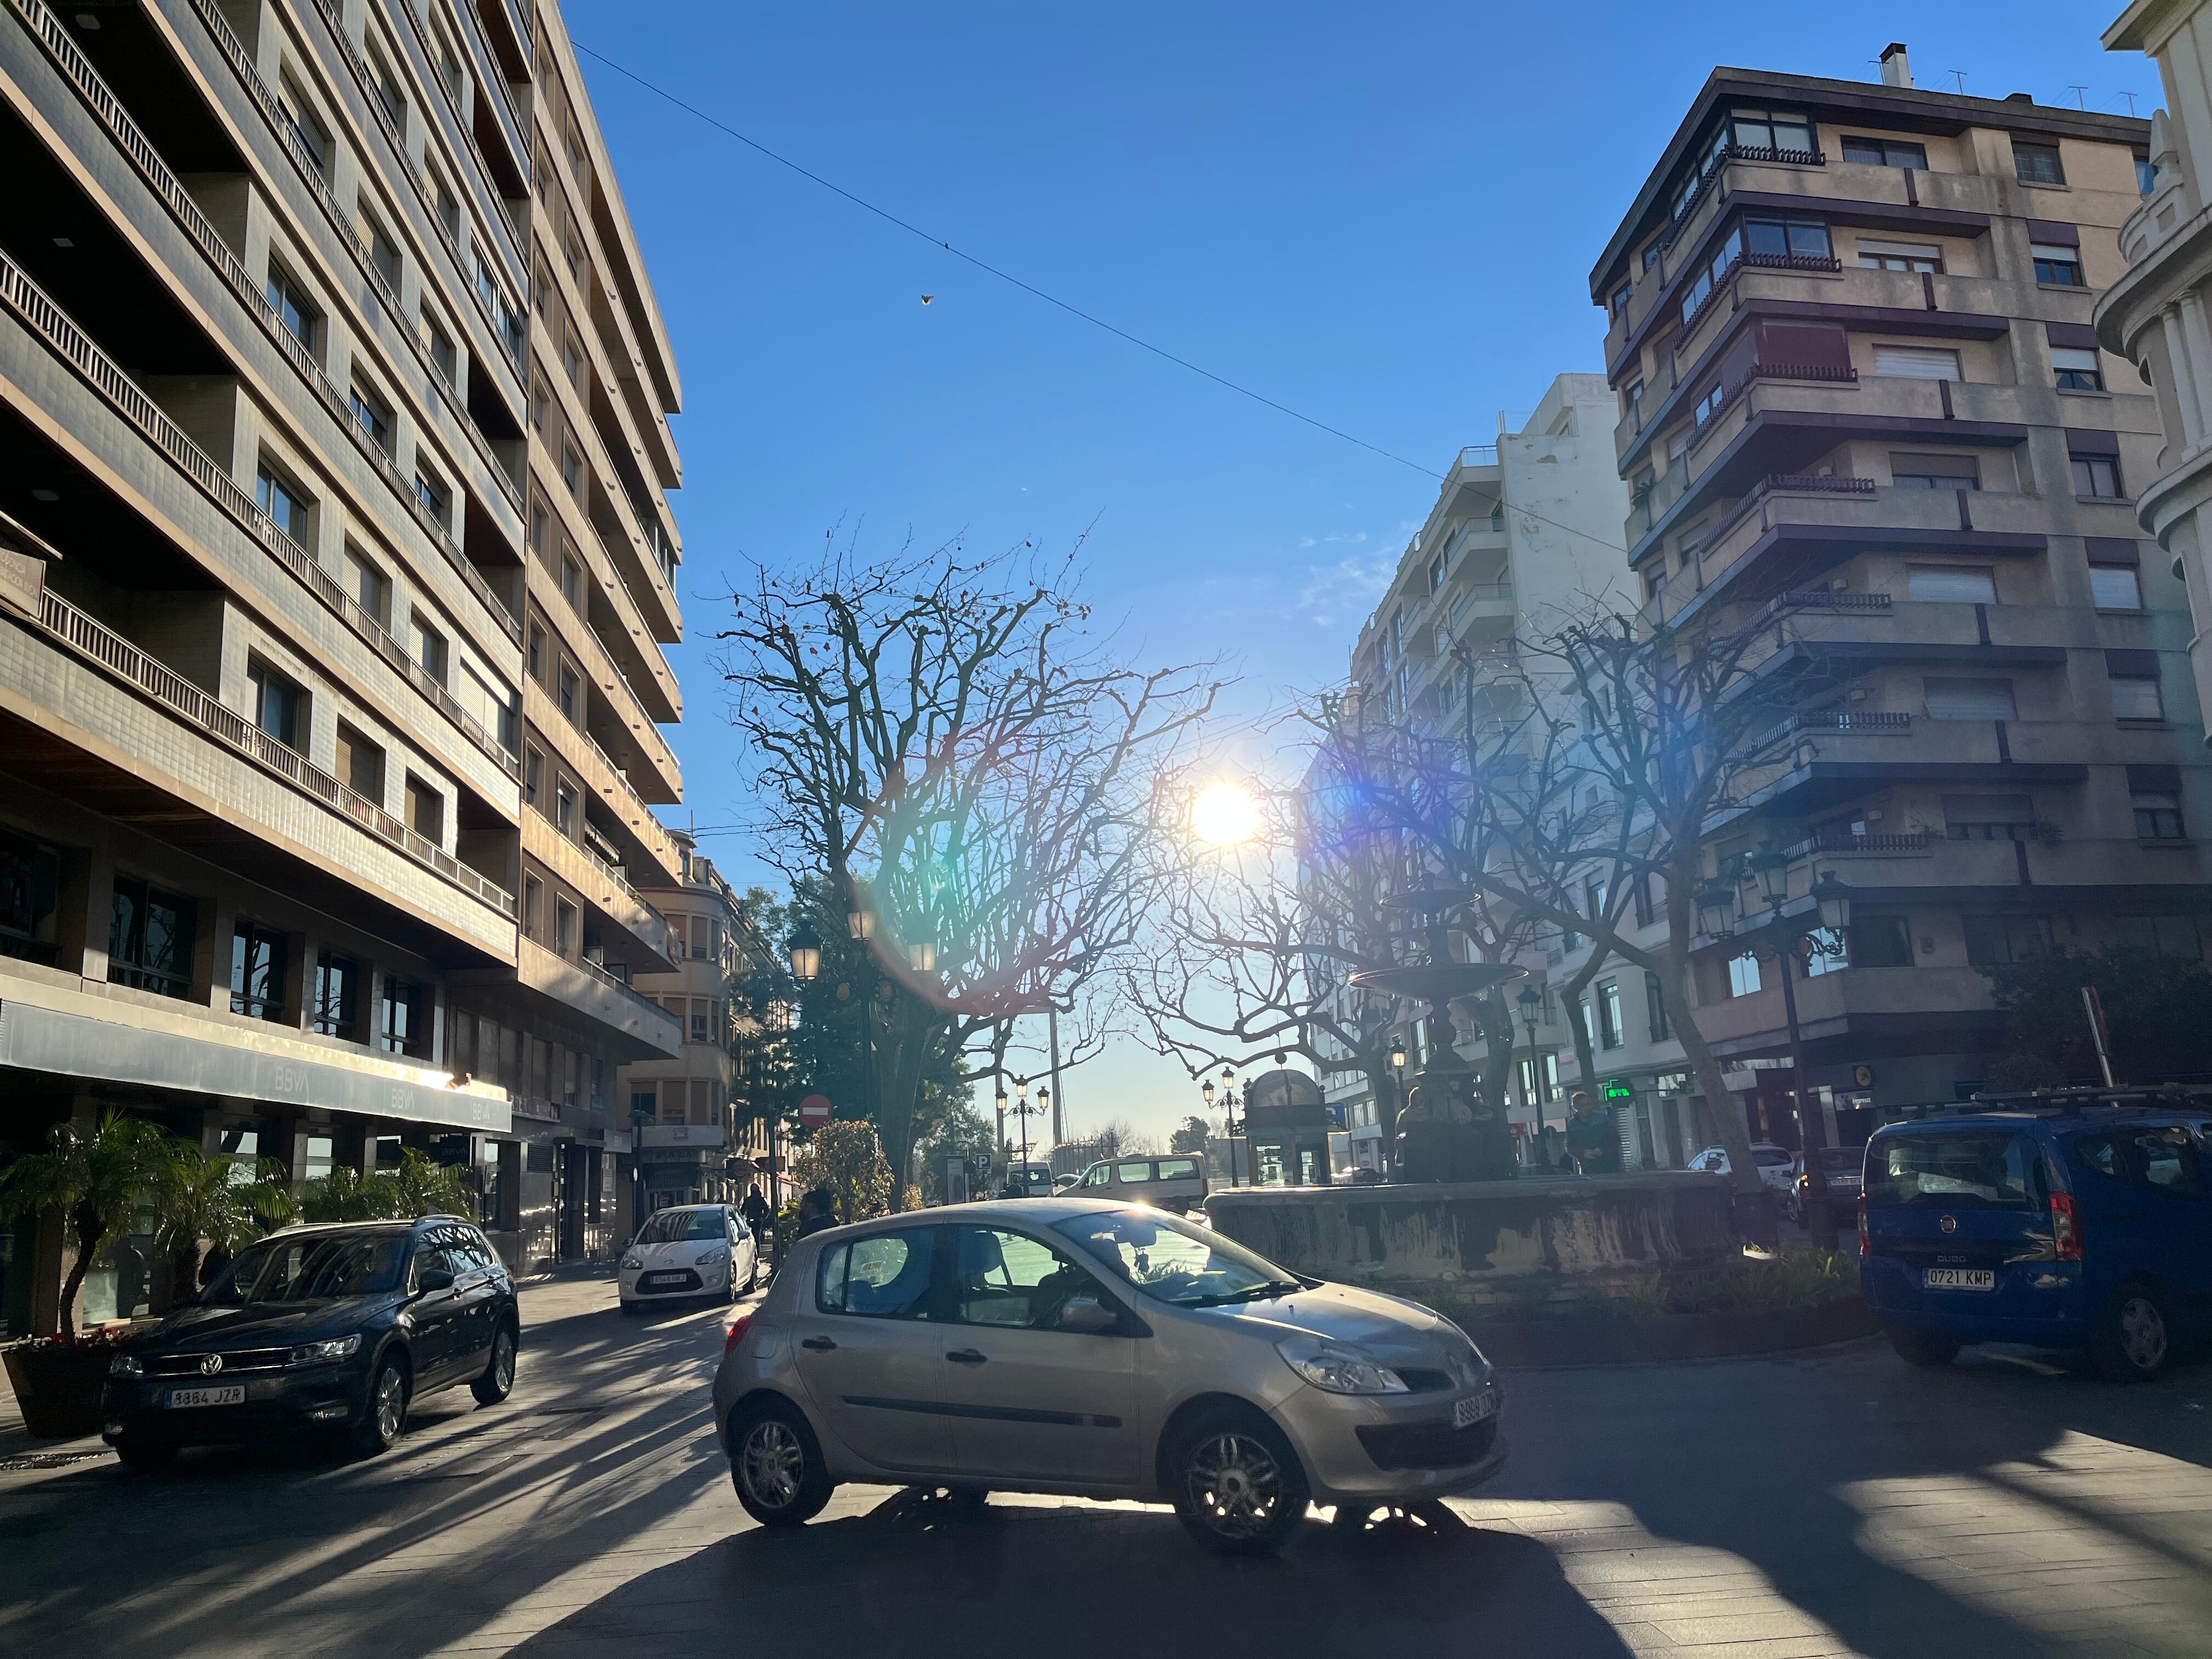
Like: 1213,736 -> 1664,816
199,1353 -> 224,1376
1939,1215 -> 1958,1234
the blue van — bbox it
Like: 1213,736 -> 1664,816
1859,1097 -> 2212,1379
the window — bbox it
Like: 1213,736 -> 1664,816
555,898 -> 578,956
425,314 -> 457,387
266,262 -> 320,351
1609,280 -> 1632,317
952,1227 -> 1093,1329
109,877 -> 193,996
2133,791 -> 2186,838
1842,135 -> 1927,169
360,205 -> 400,288
1729,108 -> 1815,156
2114,915 -> 2200,957
1644,973 -> 1671,1041
247,659 -> 305,751
2072,453 -> 2121,498
1925,678 -> 2016,721
522,874 -> 543,941
1875,347 -> 1962,382
1945,794 -> 2035,841
523,747 -> 543,809
561,441 -> 585,497
230,920 -> 287,1020
2138,155 -> 2159,196
1598,980 -> 1623,1049
365,39 -> 407,129
2032,243 -> 2085,287
2052,347 -> 2104,391
818,1230 -> 938,1318
276,72 -> 330,174
553,775 -> 578,837
405,775 -> 444,843
349,381 -> 393,452
1804,929 -> 1849,975
556,663 -> 580,723
1728,953 -> 1762,997
256,464 -> 311,543
2090,563 -> 2142,610
411,616 -> 448,685
380,977 -> 429,1056
2113,675 -> 2165,722
414,467 -> 450,524
1908,566 -> 1997,604
1692,381 -> 1727,427
1858,238 -> 1942,273
428,166 -> 460,240
1680,228 -> 1745,326
1743,217 -> 1832,260
2013,142 -> 2066,186
336,721 -> 385,800
528,623 -> 547,685
1890,452 -> 1977,488
1851,914 -> 1914,968
690,1000 -> 709,1043
1963,914 -> 2053,967
562,331 -> 585,390
561,556 -> 584,610
313,950 -> 361,1040
342,546 -> 390,626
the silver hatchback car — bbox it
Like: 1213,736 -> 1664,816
712,1198 -> 1506,1554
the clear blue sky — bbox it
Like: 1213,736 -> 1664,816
563,0 -> 2148,1145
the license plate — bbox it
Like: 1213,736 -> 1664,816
1923,1268 -> 1995,1291
642,1272 -> 690,1288
166,1385 -> 246,1408
1452,1391 -> 1496,1430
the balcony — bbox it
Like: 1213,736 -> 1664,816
520,809 -> 676,974
515,938 -> 681,1058
1448,580 -> 1515,636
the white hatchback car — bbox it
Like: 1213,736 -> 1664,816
711,1198 -> 1506,1555
619,1204 -> 759,1315
1688,1143 -> 1796,1193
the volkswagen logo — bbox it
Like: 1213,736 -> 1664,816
199,1353 -> 224,1376
1939,1215 -> 1958,1234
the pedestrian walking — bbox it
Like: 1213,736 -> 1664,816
1563,1091 -> 1619,1175
794,1187 -> 839,1238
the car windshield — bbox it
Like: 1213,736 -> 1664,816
1754,1149 -> 1791,1166
1051,1210 -> 1305,1307
206,1233 -> 408,1304
1818,1146 -> 1859,1172
1865,1132 -> 2046,1210
636,1209 -> 724,1245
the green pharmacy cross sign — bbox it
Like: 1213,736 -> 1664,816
1602,1081 -> 1635,1102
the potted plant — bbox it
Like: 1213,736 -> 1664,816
0,1113 -> 172,1437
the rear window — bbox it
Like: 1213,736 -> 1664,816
1754,1148 -> 1791,1167
818,1229 -> 937,1318
1816,1146 -> 1858,1172
1866,1132 -> 2047,1210
1155,1158 -> 1201,1180
1115,1161 -> 1154,1183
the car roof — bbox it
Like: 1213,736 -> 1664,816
263,1218 -> 434,1238
808,1197 -> 1155,1241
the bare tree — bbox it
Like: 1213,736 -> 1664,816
716,535 -> 1216,1195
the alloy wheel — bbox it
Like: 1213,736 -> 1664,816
374,1366 -> 406,1443
741,1419 -> 805,1509
1186,1431 -> 1286,1540
2119,1296 -> 2168,1373
493,1331 -> 516,1392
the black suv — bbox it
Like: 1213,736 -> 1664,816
101,1216 -> 519,1468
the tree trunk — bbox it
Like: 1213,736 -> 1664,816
1470,993 -> 1521,1175
876,1026 -> 931,1214
56,1206 -> 103,1336
1661,846 -> 1773,1238
1559,953 -> 1604,1110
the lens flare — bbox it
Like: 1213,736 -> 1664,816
1191,782 -> 1261,847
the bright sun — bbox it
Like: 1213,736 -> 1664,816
1191,782 -> 1261,848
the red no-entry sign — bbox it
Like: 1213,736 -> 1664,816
798,1094 -> 833,1125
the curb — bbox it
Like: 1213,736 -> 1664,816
1463,1298 -> 1880,1369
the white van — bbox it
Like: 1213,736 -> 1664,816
1072,1155 -> 1209,1214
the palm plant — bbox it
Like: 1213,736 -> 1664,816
0,1114 -> 173,1334
386,1149 -> 475,1219
150,1144 -> 259,1306
238,1158 -> 303,1233
300,1165 -> 403,1223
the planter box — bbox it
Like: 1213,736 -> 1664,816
3,1340 -> 113,1439
1460,1297 -> 1879,1369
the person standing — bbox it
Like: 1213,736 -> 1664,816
794,1187 -> 839,1239
1563,1092 -> 1619,1176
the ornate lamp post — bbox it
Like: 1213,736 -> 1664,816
1517,983 -> 1547,1159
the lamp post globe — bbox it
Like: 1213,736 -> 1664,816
788,923 -> 823,983
1813,871 -> 1852,935
1749,839 -> 1790,908
1201,1077 -> 1215,1106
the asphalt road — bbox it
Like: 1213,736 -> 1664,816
3,1273 -> 2210,1659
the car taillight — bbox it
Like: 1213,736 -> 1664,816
2050,1192 -> 2084,1262
1857,1193 -> 1869,1257
724,1311 -> 757,1354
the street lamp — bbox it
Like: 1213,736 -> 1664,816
907,939 -> 936,973
1201,1077 -> 1215,1107
788,923 -> 822,983
1749,839 -> 1790,910
1695,882 -> 1739,938
845,895 -> 874,942
1219,1071 -> 1242,1187
1516,983 -> 1547,1156
1812,870 -> 1852,935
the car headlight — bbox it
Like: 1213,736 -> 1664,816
109,1352 -> 142,1378
620,1254 -> 644,1271
694,1248 -> 729,1266
286,1335 -> 361,1367
1276,1336 -> 1408,1395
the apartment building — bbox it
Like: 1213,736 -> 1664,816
0,0 -> 685,1328
2099,3 -> 2212,744
1320,375 -> 1629,1171
1583,44 -> 2209,1159
622,834 -> 780,1217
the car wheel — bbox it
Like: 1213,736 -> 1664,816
618,1298 -> 642,1318
112,1438 -> 177,1472
472,1319 -> 519,1406
352,1354 -> 409,1456
743,1253 -> 759,1295
1168,1407 -> 1310,1556
729,1398 -> 833,1528
1888,1328 -> 1960,1369
2090,1283 -> 2171,1381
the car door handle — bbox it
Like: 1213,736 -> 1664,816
945,1349 -> 988,1365
799,1336 -> 837,1351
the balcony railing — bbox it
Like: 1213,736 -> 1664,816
1764,591 -> 1894,619
1458,444 -> 1499,469
1804,830 -> 1930,854
1769,473 -> 1876,495
580,952 -> 684,1025
0,243 -> 521,779
1787,710 -> 1911,733
37,590 -> 516,917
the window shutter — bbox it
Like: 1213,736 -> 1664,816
2045,320 -> 2100,350
2106,648 -> 2160,676
2084,537 -> 2142,566
1924,678 -> 2017,720
2065,427 -> 2121,458
2024,219 -> 2081,247
1908,566 -> 1998,603
2128,764 -> 2182,792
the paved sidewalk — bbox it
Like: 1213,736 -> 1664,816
2,1276 -> 2208,1658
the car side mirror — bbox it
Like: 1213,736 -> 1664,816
417,1268 -> 456,1295
1055,1296 -> 1120,1335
